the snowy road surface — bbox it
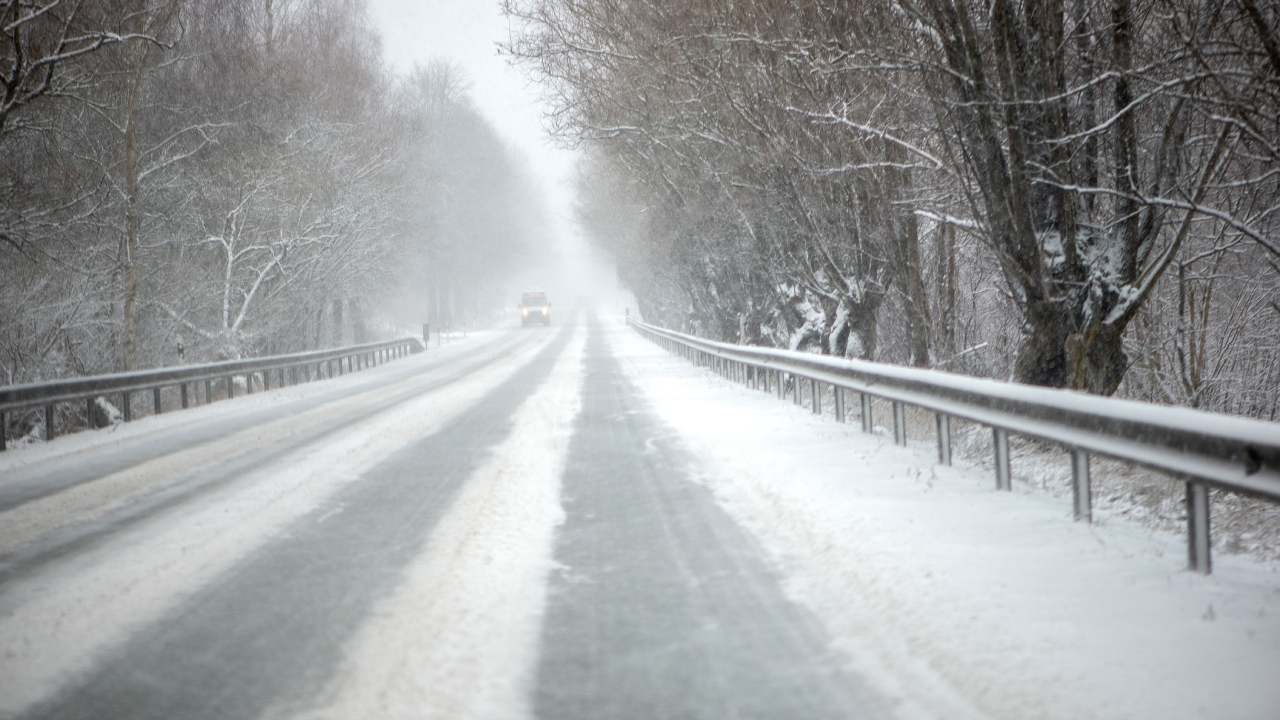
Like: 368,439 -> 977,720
1,317 -> 1278,719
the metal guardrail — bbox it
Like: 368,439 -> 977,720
629,319 -> 1280,574
0,336 -> 425,451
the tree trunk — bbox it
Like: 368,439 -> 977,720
119,55 -> 146,371
331,297 -> 344,346
901,209 -> 930,367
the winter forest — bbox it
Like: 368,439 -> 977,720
4,0 -> 1280,437
506,0 -> 1280,419
2,0 -> 547,397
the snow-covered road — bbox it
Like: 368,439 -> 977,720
1,316 -> 1277,720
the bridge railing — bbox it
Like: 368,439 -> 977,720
0,336 -> 424,451
629,319 -> 1280,575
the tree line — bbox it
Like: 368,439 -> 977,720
2,0 -> 546,437
506,0 -> 1280,418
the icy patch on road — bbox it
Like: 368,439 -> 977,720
0,329 -> 548,717
288,329 -> 585,720
607,320 -> 1280,720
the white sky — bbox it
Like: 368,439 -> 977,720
368,0 -> 625,306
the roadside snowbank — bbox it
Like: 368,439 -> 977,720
608,321 -> 1280,720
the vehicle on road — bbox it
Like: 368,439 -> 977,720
521,291 -> 551,326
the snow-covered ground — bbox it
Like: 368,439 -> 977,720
4,317 -> 1277,720
609,321 -> 1280,720
0,327 -> 549,715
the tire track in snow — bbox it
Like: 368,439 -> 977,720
0,327 -> 567,718
0,331 -> 540,585
284,326 -> 586,720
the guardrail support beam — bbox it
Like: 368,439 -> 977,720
1,410 -> 6,450
860,393 -> 872,433
181,383 -> 189,409
1072,449 -> 1092,522
993,428 -> 1011,490
834,388 -> 845,423
1186,482 -> 1212,574
45,404 -> 55,441
892,402 -> 906,445
122,392 -> 132,422
811,379 -> 821,415
153,387 -> 162,414
936,414 -> 952,465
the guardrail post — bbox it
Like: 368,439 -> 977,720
811,379 -> 821,414
1072,449 -> 1092,522
1,411 -> 6,450
1186,481 -> 1212,574
181,383 -> 189,409
860,393 -> 872,433
775,370 -> 783,399
892,402 -> 906,445
993,428 -> 1011,490
227,376 -> 235,399
122,392 -> 132,421
793,375 -> 801,406
936,414 -> 952,465
834,388 -> 845,422
45,403 -> 55,441
153,387 -> 162,414
87,397 -> 95,425
264,369 -> 272,391
246,374 -> 255,395
205,379 -> 213,403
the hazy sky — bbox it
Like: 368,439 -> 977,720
367,0 -> 620,303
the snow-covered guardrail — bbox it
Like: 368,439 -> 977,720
629,319 -> 1280,575
0,336 -> 425,451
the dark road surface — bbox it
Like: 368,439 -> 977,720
535,326 -> 886,719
